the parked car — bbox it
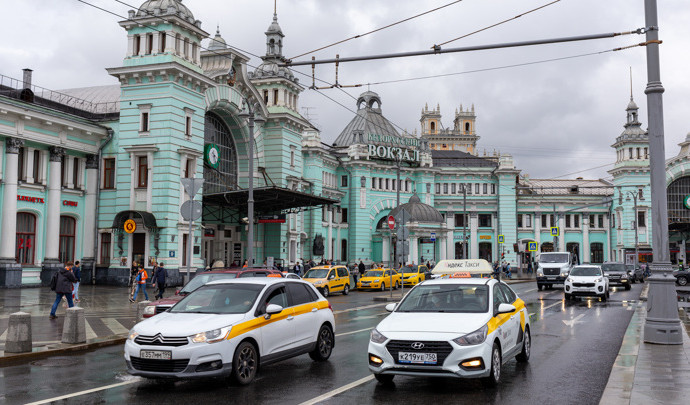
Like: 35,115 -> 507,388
302,265 -> 351,297
142,267 -> 282,318
673,268 -> 689,286
626,264 -> 645,283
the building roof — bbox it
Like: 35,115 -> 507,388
388,194 -> 444,223
208,26 -> 227,51
136,0 -> 195,23
431,150 -> 497,168
519,178 -> 613,196
58,85 -> 121,106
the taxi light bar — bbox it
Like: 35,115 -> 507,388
431,259 -> 494,278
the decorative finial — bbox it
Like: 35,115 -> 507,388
629,66 -> 633,101
274,0 -> 277,14
216,24 -> 220,35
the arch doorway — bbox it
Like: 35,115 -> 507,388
566,242 -> 580,265
479,242 -> 492,262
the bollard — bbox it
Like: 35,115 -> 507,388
137,301 -> 152,322
5,312 -> 32,353
61,307 -> 86,344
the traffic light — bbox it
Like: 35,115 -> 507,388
501,253 -> 505,259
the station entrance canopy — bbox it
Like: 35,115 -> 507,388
203,186 -> 338,222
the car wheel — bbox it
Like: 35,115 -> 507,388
600,292 -> 607,302
343,284 -> 350,295
394,281 -> 400,290
321,287 -> 329,298
309,325 -> 334,361
624,283 -> 631,291
231,341 -> 258,385
482,343 -> 502,387
380,283 -> 386,292
678,276 -> 688,286
375,374 -> 395,384
564,293 -> 571,301
537,284 -> 543,291
631,277 -> 636,284
516,327 -> 531,363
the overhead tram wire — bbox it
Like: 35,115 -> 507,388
433,0 -> 563,48
289,0 -> 465,60
79,0 -> 406,138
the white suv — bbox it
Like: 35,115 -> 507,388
125,278 -> 335,384
564,265 -> 609,301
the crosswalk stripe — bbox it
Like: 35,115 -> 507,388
101,318 -> 129,335
85,320 -> 97,340
0,328 -> 7,341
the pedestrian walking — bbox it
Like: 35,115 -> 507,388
527,260 -> 533,275
72,260 -> 81,303
130,265 -> 149,302
49,261 -> 77,319
152,262 -> 167,300
353,261 -> 361,285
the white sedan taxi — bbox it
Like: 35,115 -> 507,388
368,259 -> 531,386
125,278 -> 335,384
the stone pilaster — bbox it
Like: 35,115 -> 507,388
0,138 -> 24,287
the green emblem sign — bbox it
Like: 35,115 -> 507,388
204,143 -> 220,169
684,195 -> 690,209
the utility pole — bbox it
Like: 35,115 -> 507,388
624,188 -> 643,270
239,101 -> 265,267
643,0 -> 682,344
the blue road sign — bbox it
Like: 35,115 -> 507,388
551,227 -> 559,237
528,242 -> 538,252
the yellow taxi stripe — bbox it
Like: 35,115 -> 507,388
487,298 -> 527,335
226,308 -> 294,340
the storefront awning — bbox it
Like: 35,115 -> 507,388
203,186 -> 338,213
111,210 -> 159,230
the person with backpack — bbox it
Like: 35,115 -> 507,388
130,265 -> 149,302
152,262 -> 167,300
49,261 -> 78,319
72,260 -> 81,303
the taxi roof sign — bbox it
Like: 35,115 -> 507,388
431,259 -> 494,277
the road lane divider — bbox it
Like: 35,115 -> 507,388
298,375 -> 375,405
335,327 -> 372,337
24,380 -> 140,405
333,303 -> 388,314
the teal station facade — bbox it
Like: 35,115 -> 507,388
2,0 -> 690,287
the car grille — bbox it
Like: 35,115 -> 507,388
155,305 -> 171,314
134,334 -> 188,347
573,282 -> 595,287
130,357 -> 189,373
543,268 -> 560,276
386,340 -> 453,366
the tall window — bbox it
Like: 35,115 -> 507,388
478,214 -> 492,227
637,211 -> 646,227
137,156 -> 148,188
273,89 -> 279,105
160,32 -> 166,52
100,233 -> 111,264
140,112 -> 149,132
134,35 -> 141,55
341,175 -> 348,187
475,183 -> 480,194
590,242 -> 604,263
454,213 -> 467,227
72,157 -> 80,189
185,116 -> 192,136
102,158 -> 115,189
32,149 -> 40,183
341,208 -> 348,223
263,90 -> 269,104
483,183 -> 488,194
146,33 -> 153,54
598,215 -> 604,229
17,147 -> 25,181
16,213 -> 36,265
59,216 -> 76,263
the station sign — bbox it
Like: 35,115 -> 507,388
258,214 -> 286,224
366,133 -> 420,164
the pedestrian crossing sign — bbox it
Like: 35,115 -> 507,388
551,227 -> 559,237
528,242 -> 538,252
498,235 -> 504,243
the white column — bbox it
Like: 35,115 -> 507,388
45,147 -> 64,261
604,215 -> 610,261
82,155 -> 98,260
583,217 -> 590,263
558,216 -> 566,251
146,151 -> 153,212
382,235 -> 390,266
129,153 -> 136,210
336,226 -> 341,261
0,138 -> 23,259
409,236 -> 418,265
446,215 -> 454,260
152,32 -> 160,54
40,150 -> 48,185
534,212 -> 541,242
470,213 -> 479,259
65,155 -> 74,189
127,35 -> 134,57
327,210 -> 333,259
439,236 -> 447,260
25,147 -> 35,183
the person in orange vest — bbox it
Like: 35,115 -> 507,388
130,265 -> 149,302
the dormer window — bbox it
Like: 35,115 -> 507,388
134,35 -> 141,56
465,122 -> 470,132
263,90 -> 269,104
273,89 -> 279,106
430,122 -> 436,133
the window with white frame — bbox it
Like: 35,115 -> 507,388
474,183 -> 480,194
483,183 -> 488,194
139,104 -> 151,133
443,183 -> 448,194
491,184 -> 496,194
451,183 -> 457,194
637,211 -> 646,227
435,183 -> 441,194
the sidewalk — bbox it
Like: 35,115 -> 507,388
0,284 -> 141,362
601,295 -> 690,404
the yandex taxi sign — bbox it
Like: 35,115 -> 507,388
431,259 -> 494,277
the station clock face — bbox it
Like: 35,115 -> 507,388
684,194 -> 690,209
205,144 -> 220,169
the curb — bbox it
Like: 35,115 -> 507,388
0,336 -> 126,367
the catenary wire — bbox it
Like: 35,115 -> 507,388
290,0 -> 465,60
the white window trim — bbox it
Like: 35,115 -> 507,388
139,104 -> 152,135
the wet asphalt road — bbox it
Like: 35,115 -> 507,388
1,282 -> 643,405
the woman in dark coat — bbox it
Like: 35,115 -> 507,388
49,261 -> 78,319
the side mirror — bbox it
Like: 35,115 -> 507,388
496,303 -> 516,315
265,304 -> 283,316
385,303 -> 397,312
329,275 -> 335,280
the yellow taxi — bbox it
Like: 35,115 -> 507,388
302,265 -> 351,297
357,269 -> 402,291
401,264 -> 428,286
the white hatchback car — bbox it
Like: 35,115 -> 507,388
564,265 -> 609,301
368,277 -> 531,386
125,278 -> 335,384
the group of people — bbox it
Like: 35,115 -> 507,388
49,260 -> 81,319
492,260 -> 512,279
129,261 -> 167,303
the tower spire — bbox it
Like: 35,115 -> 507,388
629,66 -> 633,101
274,0 -> 277,14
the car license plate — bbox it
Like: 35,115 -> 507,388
140,350 -> 172,360
547,276 -> 556,280
398,352 -> 437,364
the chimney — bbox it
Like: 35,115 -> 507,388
22,68 -> 33,89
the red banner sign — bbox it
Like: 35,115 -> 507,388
17,195 -> 44,204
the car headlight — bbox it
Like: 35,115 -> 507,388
604,273 -> 610,277
128,330 -> 139,341
370,328 -> 388,344
191,326 -> 232,344
143,306 -> 156,315
594,277 -> 603,283
453,324 -> 488,346
566,277 -> 572,283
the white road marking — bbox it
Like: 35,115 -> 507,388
85,320 -> 97,340
333,303 -> 388,314
0,328 -> 7,341
563,313 -> 586,327
101,318 -> 129,335
524,288 -> 537,293
24,380 -> 139,405
298,375 -> 375,405
543,301 -> 562,311
335,327 -> 372,337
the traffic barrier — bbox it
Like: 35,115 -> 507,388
5,312 -> 32,353
61,307 -> 86,344
137,301 -> 151,322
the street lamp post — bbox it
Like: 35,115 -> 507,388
625,189 -> 643,271
462,184 -> 467,259
643,0 -> 682,344
238,101 -> 264,268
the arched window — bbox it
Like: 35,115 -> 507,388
590,242 -> 604,263
430,122 -> 436,133
16,213 -> 36,265
667,176 -> 690,226
59,216 -> 76,263
465,122 -> 470,132
269,39 -> 275,54
376,216 -> 389,230
203,112 -> 239,194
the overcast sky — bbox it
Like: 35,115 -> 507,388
2,0 -> 689,180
